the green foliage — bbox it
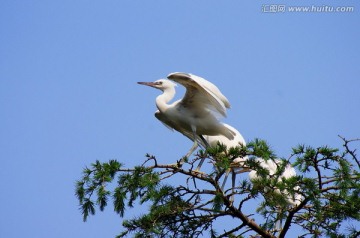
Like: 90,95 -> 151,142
75,159 -> 122,221
119,186 -> 205,237
290,141 -> 360,237
247,138 -> 276,160
75,137 -> 360,238
212,192 -> 224,212
76,161 -> 161,222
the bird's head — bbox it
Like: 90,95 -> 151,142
137,79 -> 177,91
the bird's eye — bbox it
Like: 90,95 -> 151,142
157,81 -> 163,85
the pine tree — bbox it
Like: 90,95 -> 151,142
75,136 -> 360,237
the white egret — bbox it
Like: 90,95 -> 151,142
247,158 -> 302,206
203,128 -> 302,207
138,72 -> 235,163
207,140 -> 302,234
202,124 -> 248,193
244,158 -> 302,232
207,135 -> 302,235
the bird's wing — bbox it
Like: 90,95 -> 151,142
155,110 -> 206,147
155,111 -> 174,131
167,72 -> 230,117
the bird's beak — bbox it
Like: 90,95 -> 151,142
137,82 -> 156,87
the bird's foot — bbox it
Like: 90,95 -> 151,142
177,156 -> 188,168
228,195 -> 235,206
173,157 -> 188,168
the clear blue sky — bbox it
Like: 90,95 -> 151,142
1,1 -> 359,237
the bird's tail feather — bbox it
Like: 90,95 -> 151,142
222,125 -> 236,140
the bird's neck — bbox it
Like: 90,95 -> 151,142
156,88 -> 175,113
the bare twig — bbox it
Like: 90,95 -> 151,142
339,135 -> 360,168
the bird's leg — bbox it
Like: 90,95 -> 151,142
179,140 -> 199,166
172,139 -> 199,168
221,169 -> 236,203
221,169 -> 230,190
199,135 -> 210,148
277,208 -> 284,233
276,220 -> 281,234
177,126 -> 202,167
194,135 -> 210,171
230,169 -> 236,203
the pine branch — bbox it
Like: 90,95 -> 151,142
75,137 -> 360,237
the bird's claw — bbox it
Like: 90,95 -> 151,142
175,156 -> 189,168
175,157 -> 187,168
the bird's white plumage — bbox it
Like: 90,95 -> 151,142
203,124 -> 245,149
248,158 -> 302,206
138,73 -> 301,207
203,125 -> 302,207
167,72 -> 230,118
138,73 -> 235,161
154,110 -> 195,141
